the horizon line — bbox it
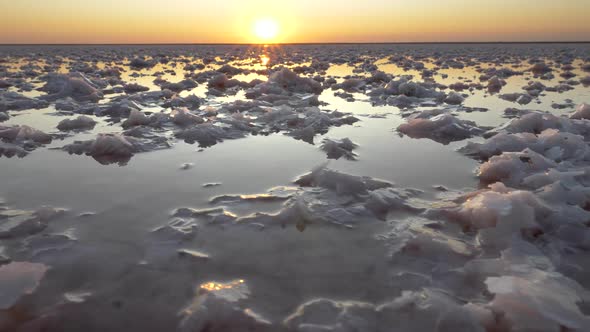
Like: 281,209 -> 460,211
1,41 -> 589,46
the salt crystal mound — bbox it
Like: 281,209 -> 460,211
121,109 -> 152,128
486,76 -> 506,93
570,103 -> 590,120
158,78 -> 198,93
207,73 -> 245,93
461,128 -> 590,162
258,106 -> 358,144
168,167 -> 423,231
397,109 -> 487,145
444,91 -> 465,105
320,137 -> 358,160
39,72 -> 104,102
369,77 -> 447,108
62,133 -> 171,165
529,62 -> 553,75
178,280 -> 272,332
483,111 -> 590,139
477,149 -> 557,186
427,182 -> 551,249
499,93 -> 534,105
172,104 -> 358,147
331,77 -> 367,92
96,98 -> 143,118
56,115 -> 97,132
123,82 -> 150,94
170,108 -> 204,127
246,68 -> 323,97
0,124 -> 52,158
175,122 -> 245,148
129,57 -> 156,69
0,91 -> 49,112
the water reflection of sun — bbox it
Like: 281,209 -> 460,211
200,279 -> 245,292
260,54 -> 270,66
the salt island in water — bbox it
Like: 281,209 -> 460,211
0,43 -> 590,331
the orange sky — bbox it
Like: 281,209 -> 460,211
0,0 -> 588,43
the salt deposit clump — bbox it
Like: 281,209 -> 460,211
499,93 -> 533,105
320,137 -> 358,160
0,124 -> 52,157
486,76 -> 506,93
256,105 -> 358,144
461,128 -> 590,162
0,91 -> 49,112
246,68 -> 323,97
171,108 -> 204,127
484,111 -> 590,139
444,92 -> 465,105
477,149 -> 557,186
63,133 -> 171,165
170,167 -> 423,230
570,103 -> 590,120
39,73 -> 104,102
429,182 -> 550,249
0,125 -> 51,144
398,110 -> 487,144
121,109 -> 152,128
175,123 -> 245,148
484,273 -> 590,332
57,115 -> 97,131
129,57 -> 156,69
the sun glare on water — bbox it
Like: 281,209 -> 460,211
253,18 -> 279,42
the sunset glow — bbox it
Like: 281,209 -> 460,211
0,0 -> 588,44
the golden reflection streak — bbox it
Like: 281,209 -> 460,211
199,279 -> 245,292
260,55 -> 270,67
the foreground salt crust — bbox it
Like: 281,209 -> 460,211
156,107 -> 590,331
157,159 -> 590,331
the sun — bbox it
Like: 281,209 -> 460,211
253,18 -> 279,42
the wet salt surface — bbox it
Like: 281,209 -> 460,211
1,43 -> 590,331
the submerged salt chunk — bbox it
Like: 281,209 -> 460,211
178,279 -> 271,332
320,137 -> 358,160
0,262 -> 48,309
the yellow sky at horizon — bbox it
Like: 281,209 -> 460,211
0,0 -> 589,44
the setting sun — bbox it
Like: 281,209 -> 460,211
253,18 -> 279,42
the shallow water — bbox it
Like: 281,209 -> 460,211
1,43 -> 590,331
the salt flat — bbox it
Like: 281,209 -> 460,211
0,43 -> 590,331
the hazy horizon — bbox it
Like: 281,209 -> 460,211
1,0 -> 589,44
